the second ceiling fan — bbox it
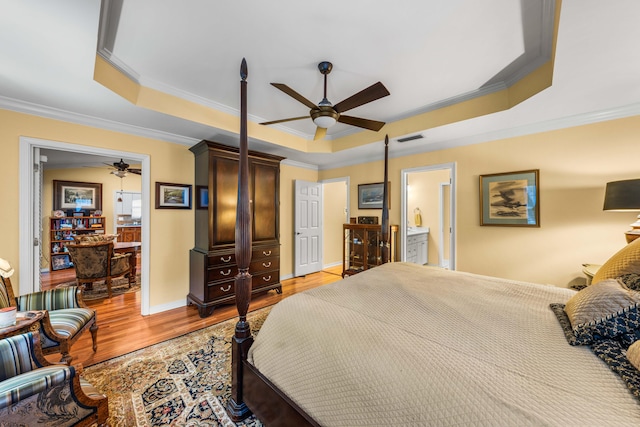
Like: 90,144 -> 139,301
260,61 -> 390,140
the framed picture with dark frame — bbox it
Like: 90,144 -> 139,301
53,180 -> 102,211
479,169 -> 540,227
155,182 -> 192,209
358,182 -> 390,210
51,254 -> 73,271
196,186 -> 209,210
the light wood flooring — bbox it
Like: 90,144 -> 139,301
41,264 -> 343,367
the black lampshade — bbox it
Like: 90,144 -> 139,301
603,179 -> 640,211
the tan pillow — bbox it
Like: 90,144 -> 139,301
592,238 -> 640,285
629,340 -> 640,371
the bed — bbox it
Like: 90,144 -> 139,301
226,59 -> 640,426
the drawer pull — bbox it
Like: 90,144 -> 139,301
220,269 -> 232,276
262,275 -> 271,281
220,256 -> 232,263
262,250 -> 271,256
220,284 -> 232,292
262,261 -> 272,268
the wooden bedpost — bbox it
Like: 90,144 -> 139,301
381,135 -> 390,264
227,58 -> 254,421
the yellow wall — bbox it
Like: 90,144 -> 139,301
4,107 -> 640,300
320,115 -> 640,287
0,109 -> 193,309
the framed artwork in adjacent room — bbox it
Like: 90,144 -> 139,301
479,169 -> 539,227
53,180 -> 102,211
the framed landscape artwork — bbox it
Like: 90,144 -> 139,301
155,182 -> 192,209
479,170 -> 539,227
53,180 -> 102,211
358,182 -> 390,210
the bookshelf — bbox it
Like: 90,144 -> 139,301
49,216 -> 105,270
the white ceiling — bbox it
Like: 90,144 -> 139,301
2,0 -> 640,170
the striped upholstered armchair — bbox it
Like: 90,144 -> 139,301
0,331 -> 108,426
0,260 -> 98,364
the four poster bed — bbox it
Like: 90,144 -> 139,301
226,60 -> 640,425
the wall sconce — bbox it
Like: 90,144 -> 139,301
603,178 -> 640,243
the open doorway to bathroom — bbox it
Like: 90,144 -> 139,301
400,163 -> 456,270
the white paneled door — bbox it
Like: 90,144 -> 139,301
294,180 -> 322,277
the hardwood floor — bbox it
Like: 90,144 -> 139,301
42,265 -> 343,367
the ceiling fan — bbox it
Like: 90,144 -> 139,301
107,159 -> 141,178
260,61 -> 390,140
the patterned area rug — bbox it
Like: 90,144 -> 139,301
55,274 -> 141,300
83,308 -> 270,426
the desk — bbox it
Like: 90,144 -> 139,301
0,310 -> 46,340
114,241 -> 141,286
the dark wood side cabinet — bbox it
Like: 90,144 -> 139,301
342,223 -> 398,277
188,140 -> 284,318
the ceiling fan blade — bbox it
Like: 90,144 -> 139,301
333,82 -> 390,114
128,168 -> 142,175
271,83 -> 317,109
338,115 -> 386,131
314,127 -> 327,140
260,116 -> 309,126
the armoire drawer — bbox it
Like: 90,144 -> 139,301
207,265 -> 237,282
252,246 -> 279,259
208,252 -> 236,267
250,257 -> 279,273
207,280 -> 235,300
252,270 -> 279,288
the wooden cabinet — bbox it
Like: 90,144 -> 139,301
49,216 -> 105,271
188,140 -> 284,318
116,226 -> 141,242
342,223 -> 398,277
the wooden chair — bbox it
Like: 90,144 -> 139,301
0,331 -> 109,426
66,240 -> 132,299
0,275 -> 98,364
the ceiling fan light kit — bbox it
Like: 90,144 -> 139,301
260,61 -> 390,140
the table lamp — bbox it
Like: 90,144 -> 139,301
603,178 -> 640,243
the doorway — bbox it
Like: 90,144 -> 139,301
18,137 -> 152,315
400,163 -> 456,269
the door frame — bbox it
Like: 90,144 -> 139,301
320,176 -> 350,269
400,162 -> 456,270
19,137 -> 152,315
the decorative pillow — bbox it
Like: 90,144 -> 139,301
592,238 -> 640,285
618,273 -> 640,291
562,278 -> 640,344
629,340 -> 640,371
591,339 -> 640,402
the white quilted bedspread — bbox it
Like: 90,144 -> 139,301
248,263 -> 640,426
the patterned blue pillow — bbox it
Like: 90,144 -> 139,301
591,339 -> 640,402
551,279 -> 640,345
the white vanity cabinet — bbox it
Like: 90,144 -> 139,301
406,227 -> 429,265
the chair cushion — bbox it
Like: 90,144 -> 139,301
44,309 -> 95,343
0,365 -> 73,408
111,254 -> 130,276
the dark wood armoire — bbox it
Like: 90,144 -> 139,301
188,140 -> 284,318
